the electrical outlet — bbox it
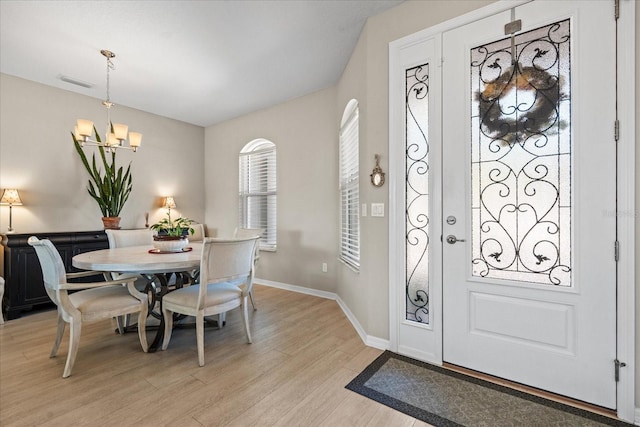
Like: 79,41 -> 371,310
322,262 -> 328,273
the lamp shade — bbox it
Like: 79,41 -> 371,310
107,133 -> 119,147
112,123 -> 128,140
76,119 -> 94,137
129,132 -> 142,148
163,196 -> 176,209
0,189 -> 22,205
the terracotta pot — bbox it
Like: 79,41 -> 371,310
102,216 -> 121,230
152,235 -> 189,252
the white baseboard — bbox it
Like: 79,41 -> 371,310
255,278 -> 337,300
256,278 -> 389,350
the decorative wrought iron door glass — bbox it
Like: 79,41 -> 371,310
471,19 -> 571,286
406,63 -> 430,323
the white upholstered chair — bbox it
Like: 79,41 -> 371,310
189,223 -> 206,242
105,228 -> 155,328
28,236 -> 148,378
105,228 -> 153,248
232,227 -> 264,309
161,236 -> 259,366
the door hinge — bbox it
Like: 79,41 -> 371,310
614,120 -> 620,142
614,0 -> 620,20
614,240 -> 620,262
615,359 -> 626,382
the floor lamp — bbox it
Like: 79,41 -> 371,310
1,189 -> 23,233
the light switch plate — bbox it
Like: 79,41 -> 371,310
371,203 -> 385,217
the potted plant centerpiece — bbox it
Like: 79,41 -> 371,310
72,129 -> 132,229
150,211 -> 195,252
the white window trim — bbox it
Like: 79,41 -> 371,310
339,100 -> 360,271
239,138 -> 277,251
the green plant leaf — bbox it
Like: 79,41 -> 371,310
72,125 -> 133,218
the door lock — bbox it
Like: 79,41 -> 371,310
446,235 -> 466,244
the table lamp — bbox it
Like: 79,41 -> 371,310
1,189 -> 23,233
163,196 -> 176,214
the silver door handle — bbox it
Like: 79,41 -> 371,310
446,235 -> 466,244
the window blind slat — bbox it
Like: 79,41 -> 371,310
339,104 -> 359,270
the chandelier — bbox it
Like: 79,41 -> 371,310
73,50 -> 142,152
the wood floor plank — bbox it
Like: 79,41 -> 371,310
223,348 -> 354,426
317,386 -> 382,426
0,285 -> 425,426
272,367 -> 365,427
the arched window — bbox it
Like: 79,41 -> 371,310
239,139 -> 277,250
339,100 -> 359,270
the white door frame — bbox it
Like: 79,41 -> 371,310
388,0 -> 635,421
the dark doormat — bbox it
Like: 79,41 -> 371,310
346,351 -> 632,427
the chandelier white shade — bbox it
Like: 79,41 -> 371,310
73,50 -> 142,152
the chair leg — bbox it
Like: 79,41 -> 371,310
242,296 -> 252,344
50,313 -> 66,358
249,290 -> 257,311
196,311 -> 205,366
137,309 -> 148,353
161,307 -> 174,351
115,316 -> 125,334
63,317 -> 81,378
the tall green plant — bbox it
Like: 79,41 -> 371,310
72,127 -> 133,218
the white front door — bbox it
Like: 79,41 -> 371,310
441,0 -> 617,408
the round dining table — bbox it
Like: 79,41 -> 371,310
72,242 -> 202,274
72,242 -> 203,351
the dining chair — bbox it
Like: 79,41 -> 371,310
232,227 -> 264,310
105,228 -> 155,327
28,236 -> 148,378
105,228 -> 153,248
189,223 -> 206,242
161,236 -> 259,366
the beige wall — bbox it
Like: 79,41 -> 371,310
204,86 -> 339,293
0,74 -> 205,233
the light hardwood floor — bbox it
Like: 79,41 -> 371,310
0,285 -> 431,427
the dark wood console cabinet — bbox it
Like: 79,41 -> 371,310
1,230 -> 108,320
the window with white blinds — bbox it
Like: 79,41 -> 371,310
339,100 -> 360,270
239,139 -> 277,250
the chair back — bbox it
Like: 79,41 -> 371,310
27,237 -> 69,308
197,237 -> 259,308
189,224 -> 206,242
233,227 -> 265,240
105,229 -> 153,248
233,227 -> 264,264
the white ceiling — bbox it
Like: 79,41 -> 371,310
0,0 -> 404,127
